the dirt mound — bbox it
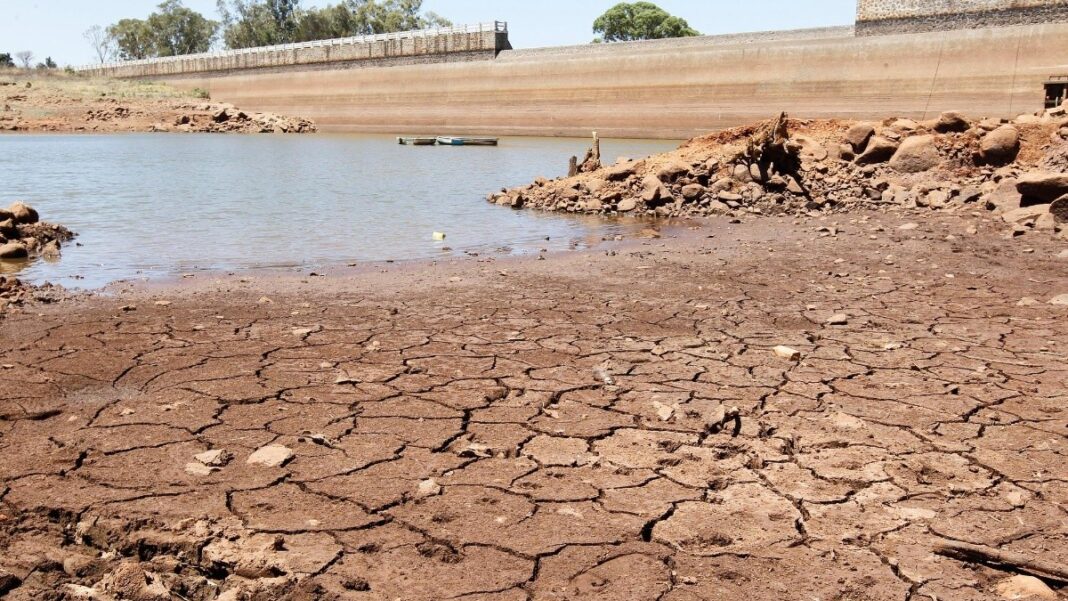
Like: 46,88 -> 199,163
490,110 -> 1068,240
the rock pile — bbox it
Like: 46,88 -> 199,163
160,103 -> 317,134
0,201 -> 74,309
489,108 -> 1068,239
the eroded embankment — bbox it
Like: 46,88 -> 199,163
0,72 -> 315,134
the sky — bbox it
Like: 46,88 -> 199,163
1,0 -> 856,67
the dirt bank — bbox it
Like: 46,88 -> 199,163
0,70 -> 315,134
1,208 -> 1066,600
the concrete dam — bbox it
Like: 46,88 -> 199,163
78,1 -> 1068,138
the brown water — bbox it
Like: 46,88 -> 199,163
0,133 -> 680,288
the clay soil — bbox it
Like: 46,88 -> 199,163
1,211 -> 1066,600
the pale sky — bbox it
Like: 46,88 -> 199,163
2,0 -> 856,67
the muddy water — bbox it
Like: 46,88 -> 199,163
0,133 -> 679,288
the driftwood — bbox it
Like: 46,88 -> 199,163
934,539 -> 1068,583
577,131 -> 602,173
735,111 -> 803,189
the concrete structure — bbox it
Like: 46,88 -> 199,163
78,22 -> 509,79
76,3 -> 1068,138
857,0 -> 1068,35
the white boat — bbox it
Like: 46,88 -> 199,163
436,136 -> 499,146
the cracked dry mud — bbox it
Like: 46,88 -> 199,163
1,211 -> 1066,600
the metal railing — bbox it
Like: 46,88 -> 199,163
74,21 -> 507,72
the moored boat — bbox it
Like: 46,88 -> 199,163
436,136 -> 499,146
398,136 -> 437,145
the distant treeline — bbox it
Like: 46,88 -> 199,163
86,0 -> 451,62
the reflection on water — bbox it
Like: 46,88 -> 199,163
0,133 -> 679,288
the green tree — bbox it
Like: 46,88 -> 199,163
108,18 -> 156,59
0,53 -> 13,68
592,2 -> 699,42
107,1 -> 217,60
219,0 -> 451,49
35,57 -> 57,69
147,0 -> 219,56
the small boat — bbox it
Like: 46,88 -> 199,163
436,136 -> 499,146
398,136 -> 437,146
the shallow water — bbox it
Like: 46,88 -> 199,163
0,133 -> 679,288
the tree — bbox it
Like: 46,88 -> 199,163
15,51 -> 34,69
84,25 -> 117,63
219,0 -> 452,49
0,53 -> 13,68
36,57 -> 57,69
147,0 -> 219,56
109,19 -> 156,60
592,2 -> 699,43
107,1 -> 218,60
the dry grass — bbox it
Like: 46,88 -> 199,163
0,67 -> 200,101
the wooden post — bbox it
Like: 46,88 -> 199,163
592,131 -> 601,163
568,156 -> 579,177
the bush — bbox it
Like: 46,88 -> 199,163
191,87 -> 210,99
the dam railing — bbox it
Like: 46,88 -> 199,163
73,21 -> 508,73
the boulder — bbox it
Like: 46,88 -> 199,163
889,135 -> 939,173
855,136 -> 899,165
732,163 -> 752,182
1001,205 -> 1049,224
980,125 -> 1020,164
985,179 -> 1021,212
617,198 -> 638,212
890,118 -> 919,132
0,242 -> 28,260
681,183 -> 705,201
641,174 -> 669,203
656,161 -> 690,183
934,111 -> 970,133
8,201 -> 38,224
604,162 -> 637,181
994,575 -> 1057,600
1050,194 -> 1068,223
1017,172 -> 1068,203
845,123 -> 876,153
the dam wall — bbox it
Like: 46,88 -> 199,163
77,22 -> 509,79
155,22 -> 1068,139
856,0 -> 1068,35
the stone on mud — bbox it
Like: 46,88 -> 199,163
855,136 -> 898,165
934,111 -> 970,133
980,125 -> 1021,164
994,575 -> 1057,600
889,135 -> 939,173
1017,172 -> 1068,204
247,445 -> 294,468
844,123 -> 875,153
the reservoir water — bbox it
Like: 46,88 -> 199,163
0,133 -> 679,288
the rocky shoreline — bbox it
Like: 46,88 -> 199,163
490,109 -> 1068,240
0,201 -> 74,310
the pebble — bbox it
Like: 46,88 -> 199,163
995,575 -> 1057,600
1017,297 -> 1040,306
1058,249 -> 1068,259
773,346 -> 802,361
1049,294 -> 1068,306
154,300 -> 171,306
246,444 -> 294,468
184,462 -> 215,476
416,478 -> 442,498
898,223 -> 919,231
827,313 -> 849,325
194,449 -> 231,467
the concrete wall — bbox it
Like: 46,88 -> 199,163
857,0 -> 1068,34
156,23 -> 1068,139
80,30 -> 506,79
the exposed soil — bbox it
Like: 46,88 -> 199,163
1,210 -> 1066,600
0,71 -> 315,134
